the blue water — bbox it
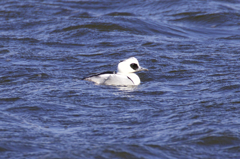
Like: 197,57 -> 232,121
0,0 -> 240,158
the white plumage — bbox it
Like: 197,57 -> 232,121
83,57 -> 148,86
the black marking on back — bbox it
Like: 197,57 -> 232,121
82,71 -> 115,80
130,63 -> 139,70
127,76 -> 134,84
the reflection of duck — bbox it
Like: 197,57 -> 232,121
83,57 -> 148,86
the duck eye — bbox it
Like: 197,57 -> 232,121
130,63 -> 139,70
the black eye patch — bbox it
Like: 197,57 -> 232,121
130,63 -> 139,70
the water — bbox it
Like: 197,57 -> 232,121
0,0 -> 240,158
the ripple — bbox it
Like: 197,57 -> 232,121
0,97 -> 21,102
0,146 -> 8,152
218,84 -> 240,92
105,12 -> 135,16
197,135 -> 240,146
53,22 -> 130,33
0,49 -> 9,54
6,105 -> 42,112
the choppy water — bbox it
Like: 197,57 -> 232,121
1,0 -> 240,158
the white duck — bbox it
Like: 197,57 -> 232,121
83,57 -> 148,85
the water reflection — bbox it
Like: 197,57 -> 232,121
116,85 -> 138,92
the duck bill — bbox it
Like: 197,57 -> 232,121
137,67 -> 148,72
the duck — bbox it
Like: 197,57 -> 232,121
83,57 -> 148,85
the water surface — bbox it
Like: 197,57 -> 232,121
0,0 -> 240,158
